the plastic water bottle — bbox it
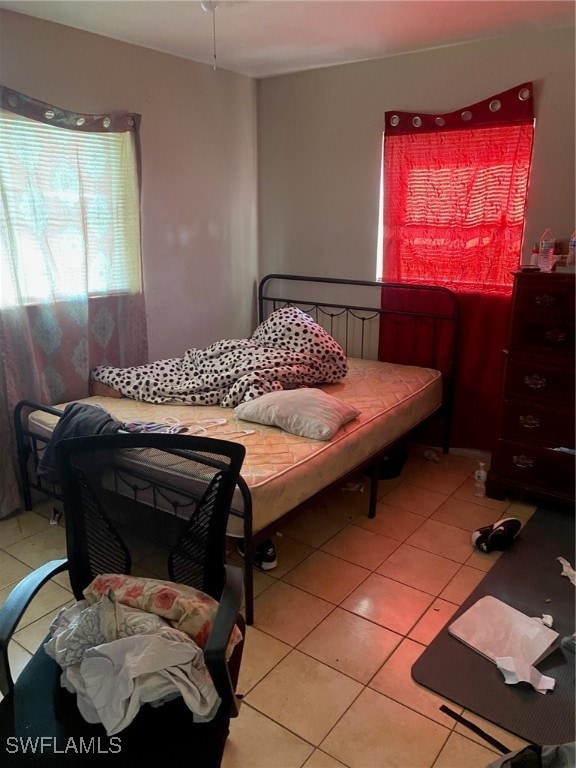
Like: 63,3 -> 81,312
473,462 -> 487,497
538,229 -> 555,272
567,230 -> 576,267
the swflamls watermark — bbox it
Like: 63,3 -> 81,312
5,736 -> 121,755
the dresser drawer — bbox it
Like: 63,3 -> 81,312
510,317 -> 575,361
513,274 -> 575,318
505,357 -> 575,407
490,439 -> 575,498
502,400 -> 575,448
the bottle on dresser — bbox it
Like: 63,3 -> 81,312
538,229 -> 555,272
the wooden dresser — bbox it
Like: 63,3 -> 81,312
486,271 -> 575,504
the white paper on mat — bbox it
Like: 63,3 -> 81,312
557,557 -> 576,586
448,595 -> 559,666
496,656 -> 556,694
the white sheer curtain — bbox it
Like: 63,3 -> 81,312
0,85 -> 148,518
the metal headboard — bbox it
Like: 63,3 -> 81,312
258,273 -> 458,376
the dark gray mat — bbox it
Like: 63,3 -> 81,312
412,503 -> 575,747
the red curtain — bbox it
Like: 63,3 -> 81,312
381,84 -> 534,450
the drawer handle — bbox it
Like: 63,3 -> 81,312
523,374 -> 547,390
519,414 -> 541,429
535,294 -> 555,308
512,454 -> 534,469
546,329 -> 567,344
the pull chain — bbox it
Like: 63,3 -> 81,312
200,1 -> 218,71
211,5 -> 217,70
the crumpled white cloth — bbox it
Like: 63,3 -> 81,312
45,594 -> 168,668
44,594 -> 220,735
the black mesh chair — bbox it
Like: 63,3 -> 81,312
0,432 -> 246,768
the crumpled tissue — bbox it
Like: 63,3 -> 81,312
496,656 -> 556,694
557,557 -> 576,586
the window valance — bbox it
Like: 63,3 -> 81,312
384,82 -> 533,136
0,85 -> 140,134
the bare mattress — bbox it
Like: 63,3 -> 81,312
28,358 -> 441,535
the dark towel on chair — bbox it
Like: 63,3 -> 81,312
38,402 -> 125,485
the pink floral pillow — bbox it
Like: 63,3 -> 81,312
84,574 -> 242,656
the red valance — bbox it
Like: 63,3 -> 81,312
384,82 -> 533,136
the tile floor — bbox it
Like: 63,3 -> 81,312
0,445 -> 537,768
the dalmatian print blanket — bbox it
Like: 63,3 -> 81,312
90,307 -> 348,407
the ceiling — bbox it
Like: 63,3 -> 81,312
1,0 -> 574,78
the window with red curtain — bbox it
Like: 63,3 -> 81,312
380,83 -> 534,450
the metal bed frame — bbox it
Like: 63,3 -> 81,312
13,274 -> 458,626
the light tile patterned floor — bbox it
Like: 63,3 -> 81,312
0,445 -> 536,767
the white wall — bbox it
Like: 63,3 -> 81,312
0,9 -> 259,361
258,27 -> 575,280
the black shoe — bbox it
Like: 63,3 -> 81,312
236,538 -> 278,571
378,447 -> 409,479
471,518 -> 522,553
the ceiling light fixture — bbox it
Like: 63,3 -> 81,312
200,1 -> 219,71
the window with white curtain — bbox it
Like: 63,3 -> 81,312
0,107 -> 142,307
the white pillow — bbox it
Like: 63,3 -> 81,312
234,388 -> 360,440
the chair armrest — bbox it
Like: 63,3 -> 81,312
0,558 -> 68,696
204,564 -> 244,716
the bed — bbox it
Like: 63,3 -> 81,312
14,274 -> 458,625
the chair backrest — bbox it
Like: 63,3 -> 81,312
55,432 -> 245,602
